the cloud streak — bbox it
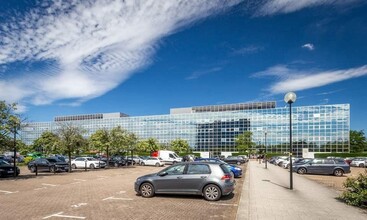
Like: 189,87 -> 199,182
253,64 -> 367,94
254,0 -> 361,16
0,0 -> 241,110
302,43 -> 315,51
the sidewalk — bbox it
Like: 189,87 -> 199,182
236,160 -> 367,220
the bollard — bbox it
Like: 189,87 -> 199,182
85,160 -> 87,171
35,164 -> 38,176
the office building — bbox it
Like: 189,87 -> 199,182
21,102 -> 350,155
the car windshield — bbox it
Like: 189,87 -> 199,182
0,159 -> 10,165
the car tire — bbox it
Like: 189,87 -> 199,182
237,161 -> 241,165
140,182 -> 155,198
90,164 -> 95,169
141,162 -> 145,166
203,184 -> 222,201
359,163 -> 365,168
114,162 -> 119,167
155,163 -> 160,167
173,161 -> 177,164
50,166 -> 56,173
30,166 -> 36,173
334,169 -> 344,177
297,167 -> 307,174
71,164 -> 77,169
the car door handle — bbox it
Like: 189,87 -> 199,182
177,177 -> 183,179
200,176 -> 207,179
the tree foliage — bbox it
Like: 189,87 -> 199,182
32,131 -> 60,155
56,123 -> 87,172
235,131 -> 255,153
350,130 -> 367,153
170,138 -> 191,153
0,101 -> 19,151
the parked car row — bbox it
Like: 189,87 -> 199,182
269,156 -> 352,177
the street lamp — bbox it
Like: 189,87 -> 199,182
265,131 -> 267,169
284,92 -> 296,190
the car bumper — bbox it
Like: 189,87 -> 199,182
222,181 -> 235,196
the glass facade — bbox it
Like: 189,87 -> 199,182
20,102 -> 350,155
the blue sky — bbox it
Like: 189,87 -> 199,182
0,0 -> 366,131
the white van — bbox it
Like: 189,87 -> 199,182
151,150 -> 182,165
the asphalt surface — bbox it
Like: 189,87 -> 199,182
236,160 -> 367,220
0,164 -> 245,220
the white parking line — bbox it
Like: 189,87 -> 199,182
71,203 -> 88,208
209,203 -> 238,206
69,182 -> 81,185
73,179 -> 86,182
34,187 -> 47,191
116,191 -> 126,194
0,190 -> 19,194
42,183 -> 58,187
102,196 -> 133,201
42,212 -> 86,219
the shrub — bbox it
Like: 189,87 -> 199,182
340,170 -> 367,208
23,156 -> 34,165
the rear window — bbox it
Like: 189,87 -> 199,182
220,164 -> 231,174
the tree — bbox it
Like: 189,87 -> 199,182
146,138 -> 160,152
56,123 -> 87,172
0,101 -> 18,151
110,126 -> 130,155
90,129 -> 110,158
32,131 -> 60,155
170,139 -> 191,153
235,131 -> 255,153
350,130 -> 367,153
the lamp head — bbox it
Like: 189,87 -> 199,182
284,92 -> 297,104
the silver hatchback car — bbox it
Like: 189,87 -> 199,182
134,162 -> 235,201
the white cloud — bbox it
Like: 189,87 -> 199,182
0,0 -> 241,108
253,64 -> 367,94
255,0 -> 361,16
302,43 -> 315,51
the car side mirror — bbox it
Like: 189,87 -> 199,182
308,163 -> 312,165
158,171 -> 168,177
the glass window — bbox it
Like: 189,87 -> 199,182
187,164 -> 211,174
164,164 -> 186,175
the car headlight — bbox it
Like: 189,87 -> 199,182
235,167 -> 241,171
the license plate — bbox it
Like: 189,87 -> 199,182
8,170 -> 14,173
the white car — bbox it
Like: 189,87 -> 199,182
140,157 -> 165,167
71,157 -> 106,169
350,158 -> 367,167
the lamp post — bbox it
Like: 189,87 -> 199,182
265,131 -> 267,169
284,92 -> 297,190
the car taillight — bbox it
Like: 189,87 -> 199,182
221,174 -> 231,180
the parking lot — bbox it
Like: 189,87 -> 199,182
0,164 -> 245,220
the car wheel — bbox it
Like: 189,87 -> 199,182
203,184 -> 222,201
71,164 -> 77,169
236,161 -> 241,165
49,166 -> 56,173
286,164 -> 290,169
90,164 -> 95,169
140,183 -> 155,198
114,162 -> 119,167
334,169 -> 344,177
172,161 -> 177,164
359,163 -> 365,168
155,162 -> 160,167
30,166 -> 36,173
297,167 -> 307,174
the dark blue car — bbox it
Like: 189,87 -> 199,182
194,158 -> 242,178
